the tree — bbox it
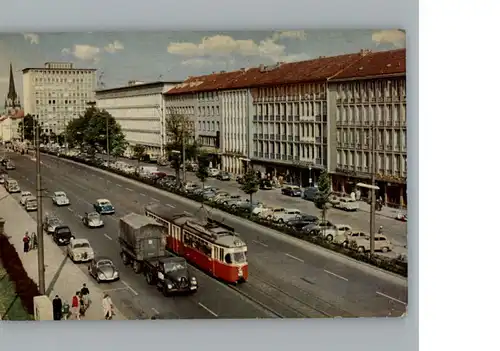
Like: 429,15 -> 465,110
111,136 -> 128,159
314,170 -> 332,237
164,109 -> 198,186
196,153 -> 210,187
240,168 -> 260,206
132,144 -> 146,164
17,114 -> 39,142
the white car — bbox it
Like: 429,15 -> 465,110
20,191 -> 33,206
272,209 -> 301,223
25,196 -> 38,212
52,191 -> 70,206
335,198 -> 359,211
319,224 -> 353,241
67,238 -> 95,263
208,168 -> 220,177
259,207 -> 286,220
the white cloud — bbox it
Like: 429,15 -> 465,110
103,40 -> 124,53
271,30 -> 307,41
61,45 -> 100,63
167,34 -> 308,64
372,29 -> 406,47
23,33 -> 39,44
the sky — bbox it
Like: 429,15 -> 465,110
0,29 -> 405,104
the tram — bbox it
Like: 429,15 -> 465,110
145,204 -> 248,284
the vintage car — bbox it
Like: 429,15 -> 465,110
20,191 -> 33,206
145,257 -> 197,295
43,215 -> 63,234
5,161 -> 15,170
82,211 -> 104,228
52,225 -> 74,246
272,209 -> 302,224
67,238 -> 94,263
216,171 -> 231,181
25,196 -> 38,212
52,191 -> 70,206
93,199 -> 115,214
88,256 -> 120,283
281,185 -> 303,197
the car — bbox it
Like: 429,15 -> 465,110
82,211 -> 104,228
67,238 -> 95,262
25,196 -> 38,212
236,175 -> 244,184
286,214 -> 319,229
0,174 -> 5,184
352,234 -> 394,253
88,256 -> 120,283
302,220 -> 334,234
20,191 -> 33,206
216,172 -> 231,181
281,185 -> 303,197
396,211 -> 408,222
259,179 -> 273,190
93,199 -> 115,214
5,162 -> 15,170
43,215 -> 63,234
5,179 -> 20,193
334,197 -> 359,211
221,195 -> 242,206
272,209 -> 302,223
145,257 -> 197,295
52,191 -> 70,206
52,225 -> 74,246
259,207 -> 286,220
211,191 -> 230,203
319,224 -> 353,242
302,187 -> 319,201
208,168 -> 220,177
236,200 -> 263,213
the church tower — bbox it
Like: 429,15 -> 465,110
5,62 -> 21,110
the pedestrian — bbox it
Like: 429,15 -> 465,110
30,231 -> 38,250
79,292 -> 86,317
71,292 -> 80,320
22,232 -> 30,253
52,295 -> 62,320
80,283 -> 90,309
102,293 -> 114,320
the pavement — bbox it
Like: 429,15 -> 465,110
4,150 -> 408,318
0,186 -> 126,321
100,154 -> 408,253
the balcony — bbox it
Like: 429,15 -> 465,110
269,115 -> 275,121
294,115 -> 300,121
259,152 -> 263,158
253,151 -> 258,157
258,115 -> 263,121
287,116 -> 293,121
315,115 -> 322,122
386,119 -> 393,126
264,134 -> 269,139
394,120 -> 400,126
294,156 -> 299,161
386,144 -> 392,150
258,133 -> 263,139
264,153 -> 269,158
281,135 -> 287,140
294,136 -> 300,142
275,134 -> 280,141
264,116 -> 269,121
315,137 -> 321,144
270,153 -> 275,159
288,136 -> 293,141
281,115 -> 287,121
253,133 -> 258,140
270,134 -> 275,140
287,155 -> 293,160
315,158 -> 323,165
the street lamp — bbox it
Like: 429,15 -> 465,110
308,166 -> 312,187
357,182 -> 380,257
34,122 -> 45,294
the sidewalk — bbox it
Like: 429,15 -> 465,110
0,186 -> 126,321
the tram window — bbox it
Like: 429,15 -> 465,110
219,248 -> 224,262
225,254 -> 232,264
232,251 -> 247,264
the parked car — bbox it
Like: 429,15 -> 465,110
82,211 -> 104,228
52,225 -> 74,246
52,191 -> 70,206
236,200 -> 263,213
25,196 -> 38,212
260,207 -> 286,220
281,185 -> 303,197
208,168 -> 220,177
286,214 -> 319,228
319,224 -> 353,241
67,238 -> 95,262
303,187 -> 319,201
20,191 -> 33,206
302,220 -> 334,234
221,195 -> 242,206
259,179 -> 273,190
43,215 -> 62,234
335,197 -> 359,211
216,172 -> 231,181
5,161 -> 15,170
94,199 -> 115,214
88,256 -> 120,283
212,192 -> 230,203
5,179 -> 20,193
272,209 -> 302,224
350,234 -> 393,253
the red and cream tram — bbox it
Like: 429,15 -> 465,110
145,204 -> 248,284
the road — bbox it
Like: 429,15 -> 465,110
101,154 -> 408,252
6,151 -> 408,318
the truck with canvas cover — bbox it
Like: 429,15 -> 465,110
119,213 -> 167,273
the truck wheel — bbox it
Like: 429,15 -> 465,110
132,261 -> 141,274
120,252 -> 129,265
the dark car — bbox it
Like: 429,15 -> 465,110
236,175 -> 244,184
303,187 -> 319,201
259,179 -> 273,190
216,172 -> 231,181
286,214 -> 319,229
5,162 -> 15,170
149,257 -> 197,295
281,185 -> 303,197
52,225 -> 74,246
88,256 -> 119,283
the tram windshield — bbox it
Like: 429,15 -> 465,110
225,251 -> 247,264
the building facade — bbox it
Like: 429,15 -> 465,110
0,63 -> 24,142
327,49 -> 407,206
220,89 -> 252,174
22,62 -> 96,135
163,91 -> 197,146
195,90 -> 221,167
95,81 -> 181,158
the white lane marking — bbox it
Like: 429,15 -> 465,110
376,291 -> 407,305
151,307 -> 160,315
198,302 -> 218,317
77,215 -> 83,219
104,234 -> 113,241
126,187 -> 133,191
184,211 -> 193,215
285,253 -> 304,263
324,269 -> 349,282
252,240 -> 268,248
101,287 -> 129,293
116,184 -> 122,187
68,208 -> 74,212
140,193 -> 146,197
152,198 -> 160,202
121,281 -> 139,296
167,204 -> 175,208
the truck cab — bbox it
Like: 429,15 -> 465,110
144,257 -> 197,296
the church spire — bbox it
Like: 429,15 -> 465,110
7,62 -> 17,103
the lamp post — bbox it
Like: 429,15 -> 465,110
35,122 -> 45,294
308,166 -> 312,187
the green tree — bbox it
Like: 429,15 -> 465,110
164,109 -> 198,186
132,144 -> 146,164
17,114 -> 39,142
314,170 -> 332,237
240,168 -> 260,206
111,136 -> 128,159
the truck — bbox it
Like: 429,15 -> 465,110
118,213 -> 198,295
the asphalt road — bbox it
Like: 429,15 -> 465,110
101,154 -> 408,251
6,151 -> 408,318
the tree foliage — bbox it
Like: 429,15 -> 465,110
314,170 -> 332,221
196,153 -> 210,184
132,144 -> 146,163
17,114 -> 39,142
240,169 -> 260,204
65,107 -> 128,156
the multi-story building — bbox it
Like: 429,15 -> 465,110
22,62 -> 96,135
327,49 -> 406,206
95,81 -> 181,159
0,63 -> 24,142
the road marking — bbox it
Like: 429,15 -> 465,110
152,198 -> 160,202
167,204 -> 176,208
285,253 -> 304,263
101,287 -> 129,293
77,215 -> 83,219
68,208 -> 74,212
252,240 -> 268,248
376,291 -> 407,305
198,302 -> 218,317
126,187 -> 133,191
140,193 -> 146,197
104,234 -> 113,241
151,307 -> 160,315
121,281 -> 139,296
116,184 -> 122,187
324,269 -> 349,282
184,211 -> 193,215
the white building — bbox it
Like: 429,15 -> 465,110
95,81 -> 182,158
22,62 -> 97,135
220,89 -> 252,174
196,91 -> 221,152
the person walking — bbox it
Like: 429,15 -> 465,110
22,232 -> 30,253
52,295 -> 62,320
102,293 -> 114,320
71,292 -> 80,320
80,283 -> 90,309
30,231 -> 38,250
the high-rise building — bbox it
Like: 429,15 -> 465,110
22,62 -> 96,135
0,63 -> 24,141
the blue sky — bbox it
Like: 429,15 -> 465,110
0,30 -> 405,104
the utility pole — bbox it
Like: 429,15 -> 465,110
35,122 -> 45,294
369,121 -> 376,257
106,114 -> 110,166
182,124 -> 186,183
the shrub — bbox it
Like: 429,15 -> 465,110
0,234 -> 40,314
52,152 -> 408,277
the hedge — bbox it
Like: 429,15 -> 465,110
42,150 -> 408,277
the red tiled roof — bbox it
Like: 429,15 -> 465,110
166,48 -> 406,95
329,49 -> 406,81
